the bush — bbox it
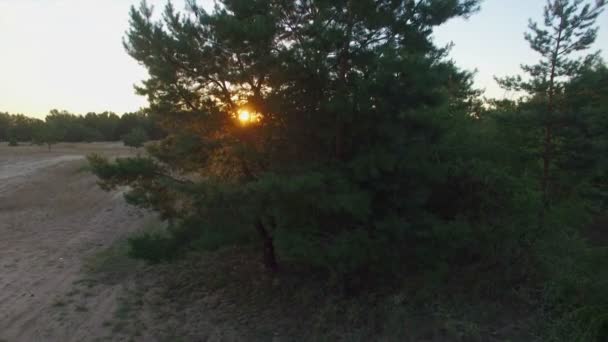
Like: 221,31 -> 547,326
122,127 -> 149,149
539,227 -> 608,342
128,232 -> 177,264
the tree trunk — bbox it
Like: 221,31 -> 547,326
335,0 -> 354,161
542,125 -> 552,209
542,18 -> 563,212
255,219 -> 278,272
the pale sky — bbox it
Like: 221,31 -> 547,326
0,0 -> 606,118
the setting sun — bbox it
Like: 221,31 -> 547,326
238,110 -> 252,124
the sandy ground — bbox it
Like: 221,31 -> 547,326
0,143 -> 148,342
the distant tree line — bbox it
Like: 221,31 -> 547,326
0,110 -> 164,144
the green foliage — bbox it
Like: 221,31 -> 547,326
560,62 -> 608,209
496,0 -> 606,94
7,127 -> 19,146
122,127 -> 149,148
537,226 -> 608,342
33,122 -> 62,150
127,218 -> 254,263
0,109 -> 163,144
495,0 -> 606,209
0,112 -> 10,141
0,113 -> 44,142
128,232 -> 177,263
487,2 -> 608,338
91,0 -> 545,282
87,154 -> 163,187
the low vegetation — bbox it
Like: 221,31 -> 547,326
122,127 -> 149,149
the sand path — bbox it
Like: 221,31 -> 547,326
0,144 -> 146,341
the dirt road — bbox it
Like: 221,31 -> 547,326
0,143 -> 147,341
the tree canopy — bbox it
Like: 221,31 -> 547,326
93,0 -> 532,277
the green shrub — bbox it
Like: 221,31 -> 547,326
128,232 -> 177,263
536,213 -> 608,341
122,127 -> 149,149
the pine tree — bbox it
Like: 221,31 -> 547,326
0,113 -> 11,142
34,123 -> 62,151
560,61 -> 608,209
8,133 -> 18,147
89,0 -> 549,281
496,0 -> 606,210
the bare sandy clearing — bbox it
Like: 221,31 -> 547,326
0,155 -> 84,180
0,156 -> 85,196
0,143 -> 148,341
